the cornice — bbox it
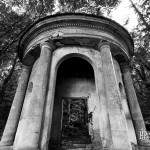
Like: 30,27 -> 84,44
21,21 -> 132,48
18,14 -> 134,61
20,13 -> 133,44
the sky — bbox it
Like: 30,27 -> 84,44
110,0 -> 138,32
45,0 -> 140,32
11,0 -> 139,32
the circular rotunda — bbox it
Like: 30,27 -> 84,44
0,13 -> 149,150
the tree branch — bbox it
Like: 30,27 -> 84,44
129,0 -> 150,30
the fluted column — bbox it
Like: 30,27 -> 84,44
0,65 -> 31,146
98,42 -> 132,150
121,63 -> 150,146
14,40 -> 54,150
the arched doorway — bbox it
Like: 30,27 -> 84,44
49,57 -> 101,149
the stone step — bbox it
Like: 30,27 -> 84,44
62,143 -> 101,150
64,147 -> 93,150
65,148 -> 101,150
62,144 -> 86,149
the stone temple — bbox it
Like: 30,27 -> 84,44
0,14 -> 150,150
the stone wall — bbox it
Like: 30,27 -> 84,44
51,77 -> 102,148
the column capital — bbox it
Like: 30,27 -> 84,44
40,39 -> 55,51
98,41 -> 110,51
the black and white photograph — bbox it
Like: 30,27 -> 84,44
0,0 -> 150,149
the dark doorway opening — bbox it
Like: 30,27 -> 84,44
61,97 -> 91,146
49,57 -> 95,150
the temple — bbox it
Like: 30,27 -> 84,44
0,13 -> 150,150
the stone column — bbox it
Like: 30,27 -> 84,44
98,42 -> 132,150
14,40 -> 54,150
95,53 -> 113,148
0,65 -> 31,146
121,63 -> 150,146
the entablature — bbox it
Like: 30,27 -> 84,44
18,14 -> 134,65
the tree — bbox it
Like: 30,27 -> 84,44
0,0 -> 120,101
0,0 -> 120,137
129,0 -> 150,129
57,0 -> 120,15
0,0 -> 55,137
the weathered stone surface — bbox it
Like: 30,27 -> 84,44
40,47 -> 112,149
14,41 -> 53,150
94,54 -> 113,148
99,43 -> 132,150
113,59 -> 137,145
121,64 -> 150,146
18,14 -> 133,63
0,146 -> 13,150
0,66 -> 31,146
13,14 -> 142,150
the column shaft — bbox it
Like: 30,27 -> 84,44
99,43 -> 131,150
40,60 -> 56,150
121,64 -> 150,146
95,55 -> 113,148
0,65 -> 31,146
14,41 -> 53,150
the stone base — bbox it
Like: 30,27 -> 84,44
0,146 -> 13,150
1,144 -> 150,150
138,146 -> 150,150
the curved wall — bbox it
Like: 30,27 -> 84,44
1,14 -> 148,150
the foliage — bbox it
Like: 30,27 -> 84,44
0,0 -> 120,101
0,61 -> 21,139
129,0 -> 150,129
0,0 -> 120,137
57,0 -> 120,15
0,0 -> 55,138
0,0 -> 56,99
0,2 -> 30,101
2,0 -> 150,134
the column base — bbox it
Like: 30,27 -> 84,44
0,145 -> 13,150
13,147 -> 38,150
1,144 -> 150,150
138,146 -> 150,150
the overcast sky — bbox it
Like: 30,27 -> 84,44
110,0 -> 138,32
50,0 -> 140,32
11,0 -> 139,32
